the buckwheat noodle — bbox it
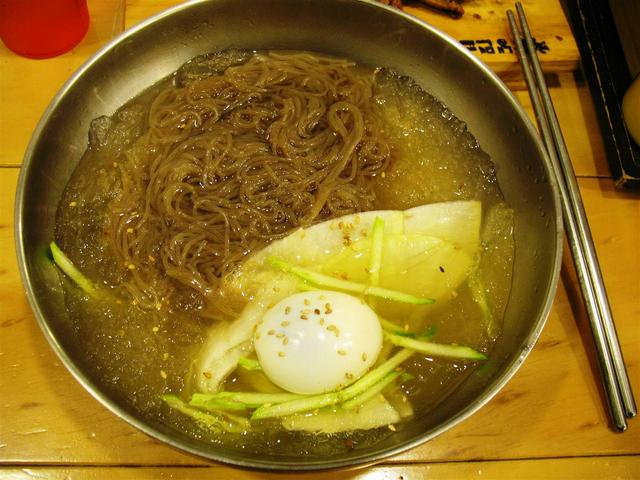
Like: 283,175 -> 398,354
107,52 -> 394,315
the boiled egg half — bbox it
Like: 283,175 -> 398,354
254,290 -> 382,394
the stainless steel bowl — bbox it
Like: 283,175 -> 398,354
15,0 -> 562,470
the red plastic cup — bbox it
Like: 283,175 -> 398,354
0,0 -> 90,59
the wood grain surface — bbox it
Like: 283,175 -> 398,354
1,0 -> 638,478
1,457 -> 639,480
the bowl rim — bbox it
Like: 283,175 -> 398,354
14,0 -> 563,470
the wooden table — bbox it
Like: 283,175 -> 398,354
1,1 -> 638,478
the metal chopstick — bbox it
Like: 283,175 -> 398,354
507,3 -> 636,431
513,3 -> 637,421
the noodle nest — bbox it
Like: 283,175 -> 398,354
108,51 -> 394,315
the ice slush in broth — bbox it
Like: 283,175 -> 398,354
53,50 -> 513,454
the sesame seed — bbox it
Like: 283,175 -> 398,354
68,201 -> 77,207
325,303 -> 333,314
148,255 -> 156,262
303,299 -> 311,306
319,295 -> 326,300
283,337 -> 289,345
362,352 -> 368,362
337,350 -> 347,356
285,306 -> 291,314
128,263 -> 136,270
381,172 -> 386,178
203,371 -> 212,379
327,325 -> 337,331
388,424 -> 396,431
320,318 -> 325,325
160,370 -> 167,379
314,308 -> 321,315
345,372 -> 354,379
268,329 -> 275,335
152,326 -> 159,333
276,332 -> 284,338
301,309 -> 311,314
278,352 -> 286,357
281,320 -> 290,327
126,228 -> 134,234
300,315 -> 309,320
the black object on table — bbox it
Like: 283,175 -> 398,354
564,0 -> 640,189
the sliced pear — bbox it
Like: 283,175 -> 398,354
403,200 -> 481,256
322,234 -> 474,302
225,209 -> 405,295
227,200 -> 481,296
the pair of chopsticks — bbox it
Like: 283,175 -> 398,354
507,3 -> 636,431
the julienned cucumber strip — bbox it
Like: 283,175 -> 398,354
50,242 -> 97,296
268,258 -> 434,305
161,395 -> 249,433
251,349 -> 414,420
342,371 -> 400,410
368,217 -> 385,286
385,332 -> 487,361
189,398 -> 249,411
191,391 -> 305,409
340,348 -> 413,399
379,317 -> 406,334
379,317 -> 437,340
251,392 -> 340,420
237,357 -> 262,371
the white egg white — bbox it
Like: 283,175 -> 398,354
254,290 -> 382,394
